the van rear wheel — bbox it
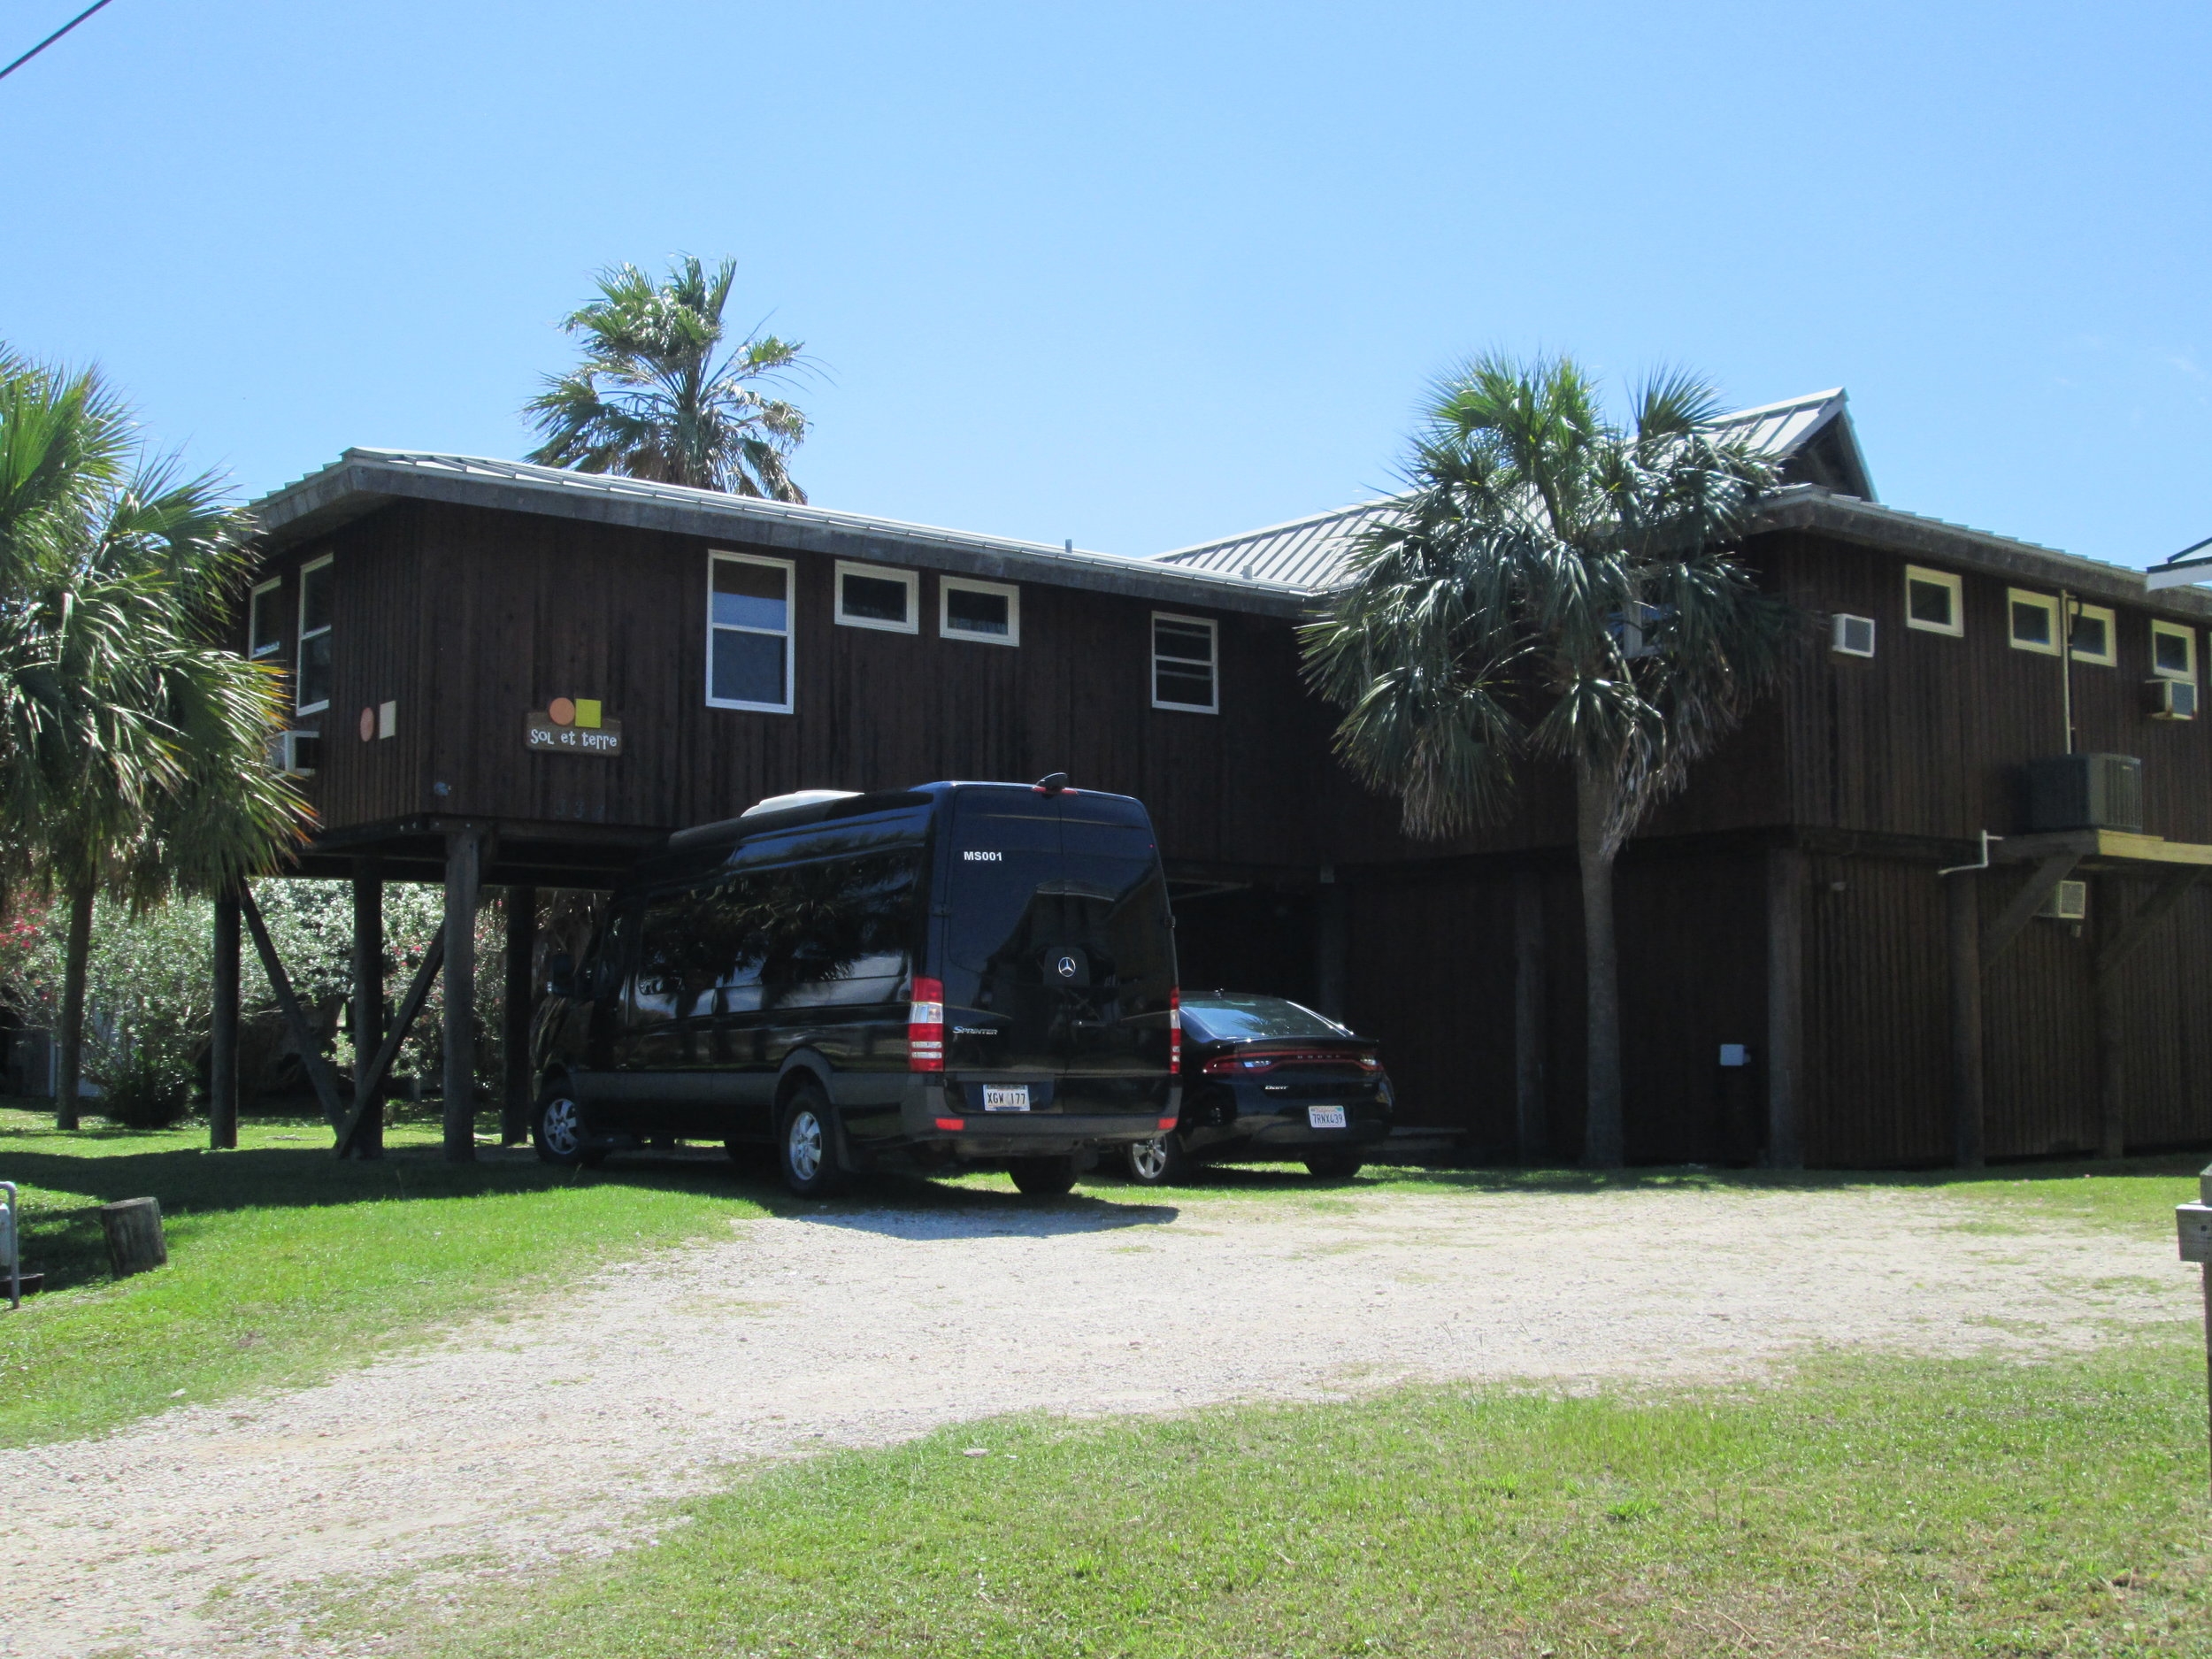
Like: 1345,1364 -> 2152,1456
1009,1155 -> 1079,1197
778,1085 -> 847,1197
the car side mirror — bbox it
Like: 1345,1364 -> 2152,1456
546,952 -> 577,998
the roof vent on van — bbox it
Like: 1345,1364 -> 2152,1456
741,788 -> 862,818
1033,772 -> 1071,795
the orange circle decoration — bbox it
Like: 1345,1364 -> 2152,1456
548,697 -> 576,726
358,707 -> 376,742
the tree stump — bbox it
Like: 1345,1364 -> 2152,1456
99,1197 -> 168,1278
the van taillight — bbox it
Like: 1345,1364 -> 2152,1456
909,977 -> 945,1072
1170,987 -> 1181,1072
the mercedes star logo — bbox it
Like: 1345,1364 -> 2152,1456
1056,955 -> 1078,979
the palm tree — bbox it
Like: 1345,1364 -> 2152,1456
1302,354 -> 1799,1168
525,256 -> 811,502
0,353 -> 306,1129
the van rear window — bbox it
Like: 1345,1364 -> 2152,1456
947,803 -> 1171,987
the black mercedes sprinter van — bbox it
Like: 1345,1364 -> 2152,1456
529,779 -> 1182,1195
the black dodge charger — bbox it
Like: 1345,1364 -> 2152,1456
1124,991 -> 1394,1185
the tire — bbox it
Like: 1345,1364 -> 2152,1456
1125,1132 -> 1194,1187
778,1084 -> 847,1197
1303,1151 -> 1363,1180
1009,1155 -> 1079,1197
534,1085 -> 598,1167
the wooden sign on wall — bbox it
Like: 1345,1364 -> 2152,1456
526,696 -> 622,756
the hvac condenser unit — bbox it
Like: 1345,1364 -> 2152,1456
270,730 -> 321,778
2024,753 -> 2143,833
2145,678 -> 2200,720
1831,613 -> 1876,657
2036,879 -> 2088,922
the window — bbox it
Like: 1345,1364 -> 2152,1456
2152,619 -> 2197,681
249,578 -> 283,658
1151,613 -> 1218,711
1831,613 -> 1876,657
295,555 -> 334,713
707,551 -> 795,712
1903,565 -> 1962,636
2008,589 -> 2061,656
939,576 -> 1019,646
834,561 -> 918,634
2067,601 -> 2116,666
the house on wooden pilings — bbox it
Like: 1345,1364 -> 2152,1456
231,387 -> 2212,1168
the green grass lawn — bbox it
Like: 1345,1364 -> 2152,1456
0,1102 -> 767,1446
405,1334 -> 2210,1658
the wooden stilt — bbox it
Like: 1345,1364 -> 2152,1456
503,885 -> 538,1144
349,858 -> 385,1161
209,888 -> 240,1150
442,828 -> 482,1162
1512,869 -> 1548,1163
1947,870 -> 1985,1170
1315,869 -> 1348,1022
333,931 -> 442,1158
1764,848 -> 1806,1170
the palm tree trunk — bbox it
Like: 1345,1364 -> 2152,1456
1575,755 -> 1624,1168
56,884 -> 94,1133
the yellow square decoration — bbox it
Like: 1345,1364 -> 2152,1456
572,699 -> 603,729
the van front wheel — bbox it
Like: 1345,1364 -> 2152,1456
779,1086 -> 847,1197
1009,1155 -> 1079,1197
535,1087 -> 601,1168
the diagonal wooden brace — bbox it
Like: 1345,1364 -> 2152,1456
2096,870 -> 2202,977
332,931 -> 445,1159
1982,851 -> 2082,961
239,885 -> 349,1132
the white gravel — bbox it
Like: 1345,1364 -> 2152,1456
2,1177 -> 2189,1658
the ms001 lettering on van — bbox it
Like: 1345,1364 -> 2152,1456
961,849 -> 1002,861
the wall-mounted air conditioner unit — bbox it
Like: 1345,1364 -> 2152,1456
2024,753 -> 2142,832
270,730 -> 321,777
2145,678 -> 2199,720
1832,613 -> 1876,657
2036,879 -> 2088,922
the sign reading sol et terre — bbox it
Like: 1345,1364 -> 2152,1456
525,697 -> 622,756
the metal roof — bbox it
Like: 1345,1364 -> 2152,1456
247,448 -> 1312,617
1155,388 -> 1874,591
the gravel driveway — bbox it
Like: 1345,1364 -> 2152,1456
3,1176 -> 2187,1658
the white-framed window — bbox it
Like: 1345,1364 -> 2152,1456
1151,613 -> 1218,712
707,550 -> 795,712
1831,613 -> 1876,657
295,554 -> 334,714
833,560 -> 918,634
2067,601 -> 2117,666
1903,565 -> 1962,636
2152,618 -> 2197,681
249,577 -> 284,659
2008,588 -> 2061,657
940,576 -> 1019,646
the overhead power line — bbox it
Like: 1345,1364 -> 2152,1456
0,0 -> 119,85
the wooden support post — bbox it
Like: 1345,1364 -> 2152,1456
209,888 -> 240,1150
1512,870 -> 1548,1163
503,886 -> 538,1144
442,828 -> 483,1162
333,930 -> 443,1158
1764,849 -> 1806,1171
2093,874 -> 2128,1163
240,885 -> 349,1131
99,1197 -> 167,1278
1947,870 -> 1985,1171
349,859 -> 385,1161
1315,868 -> 1348,1023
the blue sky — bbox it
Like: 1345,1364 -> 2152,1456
3,1 -> 2206,566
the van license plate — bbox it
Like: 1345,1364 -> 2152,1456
983,1086 -> 1031,1113
1307,1105 -> 1347,1129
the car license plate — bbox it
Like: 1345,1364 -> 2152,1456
1307,1105 -> 1347,1129
983,1086 -> 1031,1113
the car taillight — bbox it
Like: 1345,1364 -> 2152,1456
909,976 -> 945,1072
1169,987 -> 1181,1072
1199,1048 -> 1382,1077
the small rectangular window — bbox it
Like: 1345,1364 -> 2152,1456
249,578 -> 283,659
940,577 -> 1019,646
1831,613 -> 1876,658
2008,589 -> 2060,656
1151,613 -> 1219,711
833,560 -> 918,634
296,555 -> 334,713
708,551 -> 795,712
2068,601 -> 2116,666
1903,566 -> 1962,636
2152,619 -> 2197,681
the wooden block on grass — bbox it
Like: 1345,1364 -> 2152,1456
99,1197 -> 168,1279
